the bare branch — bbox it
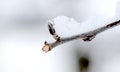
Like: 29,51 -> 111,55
42,20 -> 120,53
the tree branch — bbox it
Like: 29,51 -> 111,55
42,20 -> 120,53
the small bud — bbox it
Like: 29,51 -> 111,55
48,22 -> 55,35
83,35 -> 95,41
48,22 -> 61,41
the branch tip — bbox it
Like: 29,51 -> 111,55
48,22 -> 55,35
42,41 -> 51,53
48,22 -> 60,41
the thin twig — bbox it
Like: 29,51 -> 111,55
42,20 -> 120,53
48,22 -> 60,41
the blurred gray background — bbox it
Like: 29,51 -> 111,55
0,0 -> 120,72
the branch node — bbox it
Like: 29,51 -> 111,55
83,34 -> 95,41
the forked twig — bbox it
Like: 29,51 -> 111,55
42,20 -> 120,53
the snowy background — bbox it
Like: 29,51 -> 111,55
0,0 -> 120,72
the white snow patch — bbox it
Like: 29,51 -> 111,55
48,16 -> 116,38
49,16 -> 80,37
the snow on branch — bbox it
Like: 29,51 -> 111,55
42,17 -> 120,53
